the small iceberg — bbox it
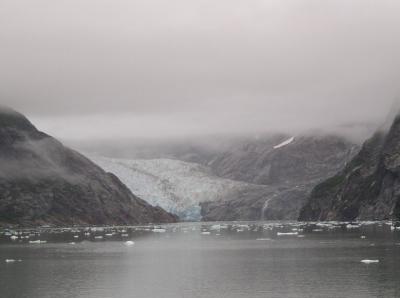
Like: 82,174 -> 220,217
29,240 -> 47,244
125,241 -> 135,246
346,224 -> 360,229
277,232 -> 298,236
361,259 -> 379,264
5,259 -> 22,263
153,228 -> 166,233
201,231 -> 211,235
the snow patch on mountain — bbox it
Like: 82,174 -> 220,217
273,137 -> 295,149
89,156 -> 250,221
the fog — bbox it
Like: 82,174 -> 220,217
1,0 -> 399,141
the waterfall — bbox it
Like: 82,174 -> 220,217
261,198 -> 271,221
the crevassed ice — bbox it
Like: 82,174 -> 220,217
89,156 -> 249,221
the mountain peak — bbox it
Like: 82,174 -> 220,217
0,106 -> 37,132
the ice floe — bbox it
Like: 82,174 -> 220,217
361,260 -> 379,264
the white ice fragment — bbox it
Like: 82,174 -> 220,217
5,259 -> 16,263
277,232 -> 298,236
10,235 -> 18,241
201,232 -> 211,235
29,240 -> 47,244
125,241 -> 135,246
153,228 -> 166,233
210,225 -> 221,231
273,137 -> 295,149
361,259 -> 379,264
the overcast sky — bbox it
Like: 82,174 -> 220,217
0,0 -> 399,141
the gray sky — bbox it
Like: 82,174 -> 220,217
0,0 -> 399,140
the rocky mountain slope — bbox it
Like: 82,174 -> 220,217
90,156 -> 265,221
0,107 -> 177,226
299,115 -> 400,221
200,135 -> 358,221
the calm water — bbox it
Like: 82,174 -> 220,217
1,221 -> 400,298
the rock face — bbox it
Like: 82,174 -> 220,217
200,135 -> 358,221
0,107 -> 177,226
299,115 -> 400,221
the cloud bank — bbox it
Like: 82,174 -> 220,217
1,0 -> 399,140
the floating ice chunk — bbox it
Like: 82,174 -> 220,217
29,240 -> 47,244
210,225 -> 221,231
360,236 -> 367,239
277,232 -> 298,236
94,236 -> 103,240
361,259 -> 379,264
273,137 -> 295,149
121,233 -> 129,237
346,224 -> 360,229
10,235 -> 18,241
5,259 -> 16,263
125,241 -> 135,246
69,242 -> 76,245
105,233 -> 113,237
153,228 -> 166,233
73,235 -> 79,239
201,232 -> 211,235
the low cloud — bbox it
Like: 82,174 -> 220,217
1,0 -> 399,140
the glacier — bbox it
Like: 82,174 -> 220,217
89,156 -> 251,221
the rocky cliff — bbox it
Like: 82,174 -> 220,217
0,107 -> 177,226
299,115 -> 400,221
200,135 -> 358,221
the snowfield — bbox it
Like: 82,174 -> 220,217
273,137 -> 295,149
90,156 -> 250,220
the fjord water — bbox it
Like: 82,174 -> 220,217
1,222 -> 399,298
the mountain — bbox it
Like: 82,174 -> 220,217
200,135 -> 358,221
89,156 -> 265,221
299,115 -> 400,221
0,107 -> 177,226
